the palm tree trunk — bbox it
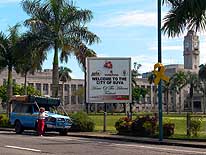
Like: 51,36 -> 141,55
52,42 -> 59,97
7,66 -> 13,115
24,73 -> 27,95
166,90 -> 169,114
203,83 -> 206,114
62,81 -> 64,106
179,89 -> 182,114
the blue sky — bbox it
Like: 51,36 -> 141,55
0,0 -> 206,79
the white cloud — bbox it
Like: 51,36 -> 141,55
93,10 -> 157,28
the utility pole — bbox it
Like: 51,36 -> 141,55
157,0 -> 163,141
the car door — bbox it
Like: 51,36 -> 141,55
23,104 -> 38,128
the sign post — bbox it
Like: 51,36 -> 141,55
86,57 -> 132,132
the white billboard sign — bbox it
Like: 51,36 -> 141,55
86,57 -> 132,103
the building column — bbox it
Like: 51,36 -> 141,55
48,84 -> 51,96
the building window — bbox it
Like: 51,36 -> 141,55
28,83 -> 34,87
64,96 -> 69,104
71,95 -> 76,104
65,84 -> 69,91
36,83 -> 41,92
78,96 -> 83,104
71,84 -> 76,93
43,84 -> 48,91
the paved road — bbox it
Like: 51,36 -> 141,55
0,131 -> 206,155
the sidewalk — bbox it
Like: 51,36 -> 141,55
67,132 -> 206,148
1,127 -> 206,148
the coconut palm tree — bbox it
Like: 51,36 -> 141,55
0,24 -> 21,114
59,66 -> 72,105
162,0 -> 206,37
170,71 -> 187,113
198,64 -> 206,113
22,0 -> 100,97
186,72 -> 199,112
15,31 -> 48,95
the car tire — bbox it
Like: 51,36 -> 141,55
59,129 -> 68,136
15,120 -> 24,134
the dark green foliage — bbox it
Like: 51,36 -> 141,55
69,112 -> 95,132
0,114 -> 11,127
114,115 -> 158,137
115,117 -> 132,133
163,123 -> 175,137
0,85 -> 8,102
132,87 -> 148,102
131,115 -> 157,136
190,118 -> 202,137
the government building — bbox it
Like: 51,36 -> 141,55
0,30 -> 203,113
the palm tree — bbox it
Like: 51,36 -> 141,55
132,63 -> 141,86
170,71 -> 187,113
147,72 -> 158,112
59,66 -> 72,105
15,32 -> 47,95
0,24 -> 21,114
162,0 -> 206,37
22,0 -> 100,97
198,64 -> 206,113
186,72 -> 199,112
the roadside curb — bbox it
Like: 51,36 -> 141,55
67,133 -> 206,149
1,128 -> 206,148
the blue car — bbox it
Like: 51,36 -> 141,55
9,95 -> 72,135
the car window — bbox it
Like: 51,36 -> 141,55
12,102 -> 22,113
21,104 -> 29,113
27,105 -> 33,113
33,104 -> 39,112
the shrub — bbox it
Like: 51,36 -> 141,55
115,117 -> 132,134
0,114 -> 11,127
131,115 -> 157,136
162,119 -> 175,137
69,112 -> 95,132
163,123 -> 175,137
190,117 -> 202,137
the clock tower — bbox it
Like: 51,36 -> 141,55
183,30 -> 200,71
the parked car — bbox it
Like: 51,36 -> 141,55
9,95 -> 72,135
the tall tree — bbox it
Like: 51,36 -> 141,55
0,24 -> 21,114
15,31 -> 47,95
198,64 -> 206,113
59,66 -> 72,105
162,0 -> 206,37
186,72 -> 199,112
22,0 -> 100,97
170,71 -> 187,113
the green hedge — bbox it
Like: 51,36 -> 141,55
69,112 -> 95,132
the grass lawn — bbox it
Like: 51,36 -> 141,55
89,113 -> 206,138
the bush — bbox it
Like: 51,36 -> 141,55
69,112 -> 95,132
115,117 -> 132,134
190,117 -> 202,137
163,123 -> 175,137
0,114 -> 11,127
162,119 -> 175,137
131,115 -> 157,136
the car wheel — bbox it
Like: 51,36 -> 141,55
15,121 -> 23,134
59,129 -> 68,136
